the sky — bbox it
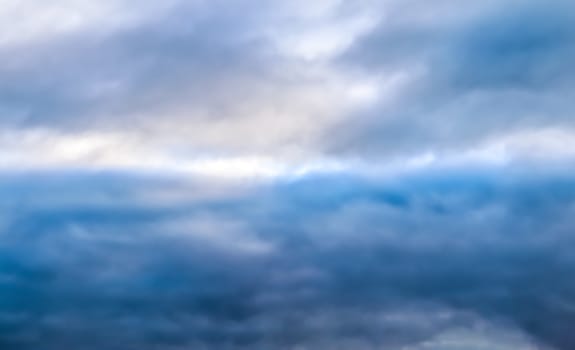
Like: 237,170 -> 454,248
1,0 -> 575,349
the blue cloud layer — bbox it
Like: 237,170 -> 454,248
0,167 -> 574,349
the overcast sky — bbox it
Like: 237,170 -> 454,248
1,1 -> 574,349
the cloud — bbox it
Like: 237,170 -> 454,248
0,0 -> 379,161
2,0 -> 573,166
0,166 -> 573,349
0,1 -> 573,349
329,0 -> 575,160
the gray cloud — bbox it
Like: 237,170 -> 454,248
3,0 -> 573,161
329,0 -> 575,158
0,0 -> 270,125
0,0 -> 367,158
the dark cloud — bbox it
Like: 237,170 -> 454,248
0,167 -> 573,349
330,0 -> 575,157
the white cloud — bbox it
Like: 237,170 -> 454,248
0,0 -> 144,46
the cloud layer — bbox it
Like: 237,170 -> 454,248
1,0 -> 573,166
0,167 -> 574,349
0,0 -> 574,349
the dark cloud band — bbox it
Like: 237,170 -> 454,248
0,167 -> 573,349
